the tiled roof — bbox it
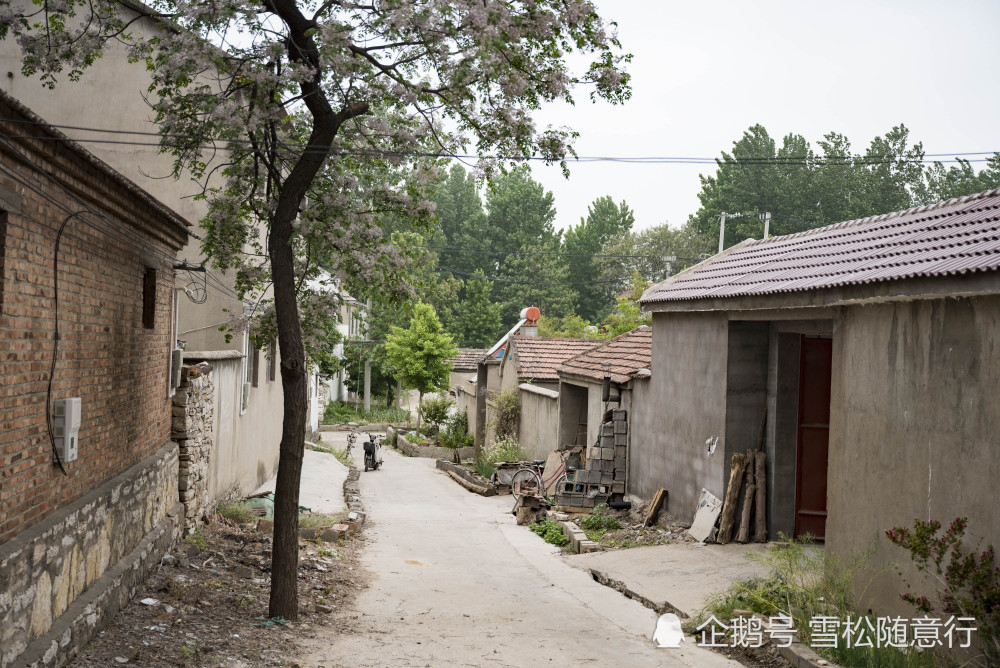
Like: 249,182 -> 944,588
447,348 -> 487,371
559,326 -> 652,384
641,188 -> 1000,304
510,337 -> 601,381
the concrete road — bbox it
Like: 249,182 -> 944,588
294,447 -> 738,667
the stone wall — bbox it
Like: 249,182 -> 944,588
172,363 -> 215,530
0,442 -> 181,668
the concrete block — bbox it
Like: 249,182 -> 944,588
591,445 -> 603,460
600,435 -> 614,447
582,496 -> 596,508
601,423 -> 615,436
601,459 -> 613,472
348,510 -> 365,525
579,540 -> 602,553
575,470 -> 588,483
321,527 -> 346,542
614,421 -> 627,434
613,469 -> 625,480
615,445 -> 626,457
614,456 -> 626,469
613,409 -> 627,421
612,482 -> 625,494
614,433 -> 628,446
601,473 -> 612,484
601,448 -> 615,461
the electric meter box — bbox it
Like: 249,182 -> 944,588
53,397 -> 81,463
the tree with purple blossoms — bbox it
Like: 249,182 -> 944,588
2,0 -> 630,618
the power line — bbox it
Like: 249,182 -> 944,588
1,117 -> 997,165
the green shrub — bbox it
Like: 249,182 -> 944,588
440,409 -> 473,449
581,504 -> 621,538
490,390 -> 520,441
322,400 -> 409,426
419,396 -> 453,431
473,458 -> 495,479
480,437 -> 525,467
530,518 -> 569,547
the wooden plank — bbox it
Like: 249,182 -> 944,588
736,449 -> 755,543
716,452 -> 748,544
644,488 -> 668,527
754,450 -> 767,542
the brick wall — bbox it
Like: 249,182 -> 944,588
0,97 -> 188,542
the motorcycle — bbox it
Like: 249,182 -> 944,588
363,433 -> 383,472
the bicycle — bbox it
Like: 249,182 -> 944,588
509,460 -> 546,512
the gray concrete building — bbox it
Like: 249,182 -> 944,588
638,188 -> 1000,613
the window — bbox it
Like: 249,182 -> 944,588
267,341 -> 277,382
251,346 -> 260,387
142,267 -> 156,329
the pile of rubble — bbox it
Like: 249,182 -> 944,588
555,409 -> 628,509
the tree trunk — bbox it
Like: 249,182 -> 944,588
416,390 -> 423,434
263,0 -> 369,621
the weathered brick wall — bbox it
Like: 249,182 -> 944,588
0,98 -> 187,542
172,363 -> 215,529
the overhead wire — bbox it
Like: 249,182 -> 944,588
0,116 -> 996,164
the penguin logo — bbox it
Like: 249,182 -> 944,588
653,612 -> 684,648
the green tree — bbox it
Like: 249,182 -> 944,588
494,239 -> 577,322
4,0 -> 629,618
431,164 -> 489,278
598,221 -> 713,295
450,270 -> 502,347
599,273 -> 651,338
385,303 -> 458,434
537,313 -> 597,338
562,196 -> 635,322
919,154 -> 1000,203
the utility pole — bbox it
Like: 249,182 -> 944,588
763,212 -> 771,239
718,213 -> 727,253
363,297 -> 372,412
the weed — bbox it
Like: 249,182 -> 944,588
298,511 -> 347,530
473,436 -> 525,481
488,390 -> 519,442
581,504 -> 622,540
216,501 -> 255,525
473,458 -> 495,480
440,409 -> 473,449
185,528 -> 206,551
530,517 -> 569,547
695,536 -> 936,667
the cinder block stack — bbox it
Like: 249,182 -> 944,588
555,409 -> 627,508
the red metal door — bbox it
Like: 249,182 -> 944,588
794,336 -> 832,540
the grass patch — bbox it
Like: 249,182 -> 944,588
216,500 -> 256,525
298,511 -> 347,530
694,537 -> 937,667
530,517 -> 569,548
322,400 -> 409,426
580,504 -> 621,541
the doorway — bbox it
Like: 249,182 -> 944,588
794,336 -> 832,540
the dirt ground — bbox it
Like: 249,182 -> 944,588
72,516 -> 368,668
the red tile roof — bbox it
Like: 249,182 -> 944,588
447,348 -> 487,371
559,326 -> 652,384
641,188 -> 1000,305
509,337 -> 601,381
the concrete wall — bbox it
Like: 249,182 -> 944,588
826,295 -> 1000,614
518,384 -> 560,460
454,380 -> 479,439
205,356 -> 282,501
630,311 -> 730,517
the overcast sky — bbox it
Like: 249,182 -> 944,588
526,0 -> 1000,234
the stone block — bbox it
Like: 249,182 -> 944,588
321,527 -> 345,542
613,409 -> 627,422
614,421 -> 627,434
234,565 -> 254,579
601,448 -> 615,461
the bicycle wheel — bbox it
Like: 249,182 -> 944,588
510,467 -> 543,501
